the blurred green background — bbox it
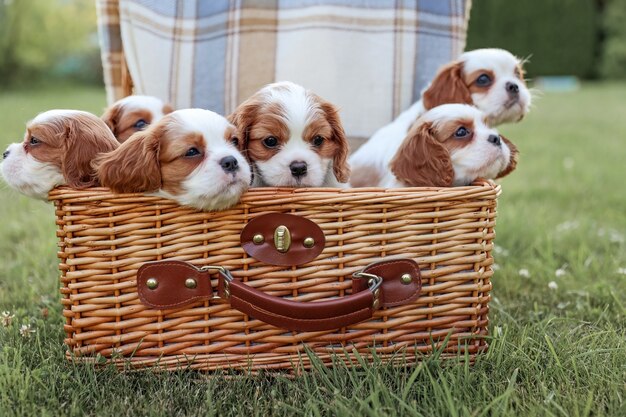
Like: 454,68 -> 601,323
0,0 -> 101,88
1,0 -> 626,89
467,0 -> 626,79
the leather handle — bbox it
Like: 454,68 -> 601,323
137,259 -> 421,332
225,279 -> 375,332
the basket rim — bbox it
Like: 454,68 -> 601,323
48,179 -> 500,202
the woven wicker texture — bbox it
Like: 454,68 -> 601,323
50,182 -> 499,371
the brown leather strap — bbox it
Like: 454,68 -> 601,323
138,259 -> 421,331
227,280 -> 374,332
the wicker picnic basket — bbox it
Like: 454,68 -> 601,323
49,181 -> 499,371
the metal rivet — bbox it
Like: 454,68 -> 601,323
253,234 -> 264,244
146,278 -> 159,290
372,299 -> 380,309
401,273 -> 412,285
185,278 -> 197,289
303,237 -> 315,248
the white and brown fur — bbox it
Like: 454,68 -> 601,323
102,95 -> 173,143
94,109 -> 250,211
350,48 -> 530,187
380,104 -> 518,188
1,110 -> 119,199
228,81 -> 350,188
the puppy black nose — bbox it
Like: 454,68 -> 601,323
219,156 -> 239,173
506,82 -> 519,94
488,135 -> 501,146
290,161 -> 307,177
2,149 -> 9,159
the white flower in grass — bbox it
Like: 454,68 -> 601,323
19,324 -> 35,338
610,232 -> 625,244
494,326 -> 503,337
544,391 -> 555,404
492,263 -> 501,271
562,157 -> 575,171
493,245 -> 510,257
518,268 -> 530,278
1,311 -> 15,327
555,268 -> 567,277
548,281 -> 558,290
617,268 -> 626,275
556,220 -> 579,233
598,228 -> 625,244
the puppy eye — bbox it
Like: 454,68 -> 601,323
263,136 -> 278,148
185,147 -> 201,157
133,119 -> 148,129
476,74 -> 492,86
230,137 -> 239,147
29,137 -> 41,145
312,135 -> 324,147
454,127 -> 470,138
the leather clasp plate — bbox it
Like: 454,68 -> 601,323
137,261 -> 213,309
240,213 -> 325,266
351,259 -> 421,308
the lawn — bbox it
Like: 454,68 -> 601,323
0,83 -> 624,416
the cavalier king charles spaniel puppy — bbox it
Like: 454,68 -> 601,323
379,104 -> 518,188
102,95 -> 173,143
1,110 -> 119,199
350,48 -> 529,187
228,81 -> 350,187
94,109 -> 251,211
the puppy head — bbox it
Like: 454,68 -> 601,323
1,110 -> 119,199
95,109 -> 251,211
229,81 -> 350,187
102,95 -> 173,143
422,48 -> 531,126
390,104 -> 517,187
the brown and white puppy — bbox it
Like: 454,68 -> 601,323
380,104 -> 518,187
421,48 -> 531,125
94,109 -> 251,211
228,81 -> 350,187
102,95 -> 173,143
1,110 -> 119,199
350,48 -> 529,187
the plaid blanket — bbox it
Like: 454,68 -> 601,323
97,0 -> 471,139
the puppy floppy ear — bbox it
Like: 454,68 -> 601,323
101,103 -> 123,138
162,103 -> 174,115
62,116 -> 119,189
422,61 -> 472,110
320,101 -> 350,183
228,97 -> 260,153
93,128 -> 162,193
496,135 -> 519,179
390,122 -> 454,187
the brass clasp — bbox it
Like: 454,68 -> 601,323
273,225 -> 291,253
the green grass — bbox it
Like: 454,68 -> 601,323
0,83 -> 625,416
